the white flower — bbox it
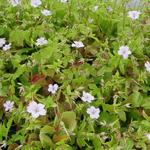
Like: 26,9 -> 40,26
35,37 -> 48,46
71,41 -> 84,48
92,5 -> 99,12
81,91 -> 94,103
145,133 -> 150,140
3,101 -> 14,112
60,0 -> 68,3
9,0 -> 21,7
27,101 -> 46,118
128,11 -> 141,20
145,61 -> 150,72
88,18 -> 94,23
0,38 -> 6,47
30,0 -> 41,8
41,9 -> 52,16
118,46 -> 131,59
87,106 -> 100,119
48,84 -> 59,94
2,43 -> 11,51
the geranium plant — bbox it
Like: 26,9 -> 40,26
0,0 -> 149,149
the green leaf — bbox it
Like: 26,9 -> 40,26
40,97 -> 57,109
141,97 -> 150,109
32,40 -> 57,64
55,144 -> 73,150
129,91 -> 142,107
0,124 -> 7,139
39,134 -> 55,149
40,125 -> 55,135
121,138 -> 134,150
62,111 -> 77,132
92,136 -> 102,149
39,125 -> 55,149
118,111 -> 126,122
77,137 -> 86,148
12,65 -> 27,80
9,29 -> 25,47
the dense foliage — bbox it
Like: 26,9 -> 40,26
0,0 -> 150,149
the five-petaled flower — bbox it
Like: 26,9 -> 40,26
27,101 -> 46,118
71,41 -> 84,48
128,11 -> 141,20
0,38 -> 6,47
145,134 -> 150,140
48,84 -> 59,94
81,91 -> 94,103
87,106 -> 100,119
30,0 -> 41,8
35,37 -> 48,46
41,9 -> 52,16
10,0 -> 21,7
3,43 -> 11,51
145,61 -> 150,72
3,101 -> 14,112
118,46 -> 131,59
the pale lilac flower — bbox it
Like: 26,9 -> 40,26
87,106 -> 100,119
3,101 -> 14,112
41,9 -> 52,16
118,46 -> 131,59
81,91 -> 94,103
126,0 -> 141,8
60,0 -> 68,3
30,0 -> 41,8
107,6 -> 113,12
9,0 -> 21,7
92,6 -> 99,12
145,133 -> 150,140
71,41 -> 84,48
48,84 -> 58,94
35,37 -> 48,46
0,38 -> 6,47
145,61 -> 150,72
27,101 -> 46,118
128,11 -> 141,20
2,43 -> 11,51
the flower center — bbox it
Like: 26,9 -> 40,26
91,110 -> 96,115
34,107 -> 39,113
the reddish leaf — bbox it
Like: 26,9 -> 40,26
30,74 -> 45,84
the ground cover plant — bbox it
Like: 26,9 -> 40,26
0,0 -> 150,149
